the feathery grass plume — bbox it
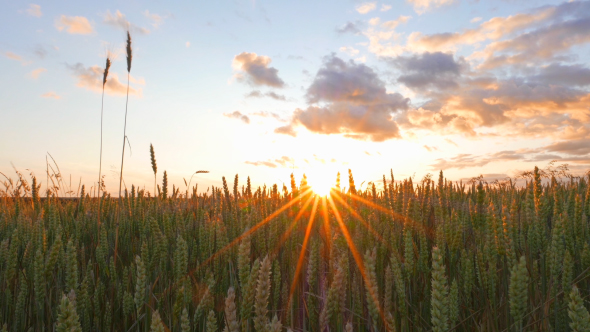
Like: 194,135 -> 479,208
206,310 -> 217,332
56,292 -> 82,332
509,256 -> 528,331
150,311 -> 165,332
97,55 -> 110,232
134,255 -> 146,314
254,255 -> 272,332
150,144 -> 157,196
430,246 -> 449,332
568,285 -> 590,332
225,287 -> 239,332
126,31 -> 132,73
118,31 -> 133,199
181,308 -> 190,332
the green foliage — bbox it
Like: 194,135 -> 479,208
0,166 -> 588,331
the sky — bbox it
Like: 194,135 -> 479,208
1,0 -> 590,196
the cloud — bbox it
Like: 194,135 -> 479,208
245,90 -> 287,101
143,10 -> 165,28
339,46 -> 360,56
477,16 -> 590,70
41,92 -> 60,99
336,21 -> 364,35
277,55 -> 409,141
363,15 -> 411,57
223,111 -> 250,124
29,68 -> 46,79
33,45 -> 48,58
430,145 -> 590,171
67,63 -> 142,96
4,52 -> 29,65
274,125 -> 297,137
470,17 -> 482,23
232,52 -> 285,88
407,0 -> 456,14
445,138 -> 458,147
423,145 -> 438,152
103,10 -> 150,34
251,111 -> 285,121
55,15 -> 94,34
544,139 -> 590,156
393,51 -> 466,90
356,2 -> 377,14
429,151 -> 524,170
245,156 -> 295,168
26,4 -> 42,17
405,4 -> 557,52
381,4 -> 392,12
530,63 -> 590,87
185,41 -> 190,48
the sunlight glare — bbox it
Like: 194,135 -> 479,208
307,171 -> 334,196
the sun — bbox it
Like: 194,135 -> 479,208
307,171 -> 336,197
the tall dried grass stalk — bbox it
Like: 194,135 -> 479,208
97,56 -> 110,232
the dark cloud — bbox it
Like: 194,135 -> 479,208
33,45 -> 48,59
336,21 -> 364,35
277,55 -> 409,141
233,52 -> 285,88
392,52 -> 466,90
223,111 -> 250,124
531,63 -> 590,87
544,139 -> 590,155
245,90 -> 287,101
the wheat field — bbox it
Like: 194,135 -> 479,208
1,165 -> 590,332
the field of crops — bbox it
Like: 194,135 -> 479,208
1,167 -> 590,331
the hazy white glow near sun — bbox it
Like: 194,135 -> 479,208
307,171 -> 334,197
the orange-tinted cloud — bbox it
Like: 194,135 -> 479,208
223,111 -> 250,124
232,52 -> 285,88
30,68 -> 46,79
68,63 -> 142,96
26,4 -> 42,17
55,15 -> 94,34
103,10 -> 150,34
41,92 -> 61,99
278,55 -> 409,141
